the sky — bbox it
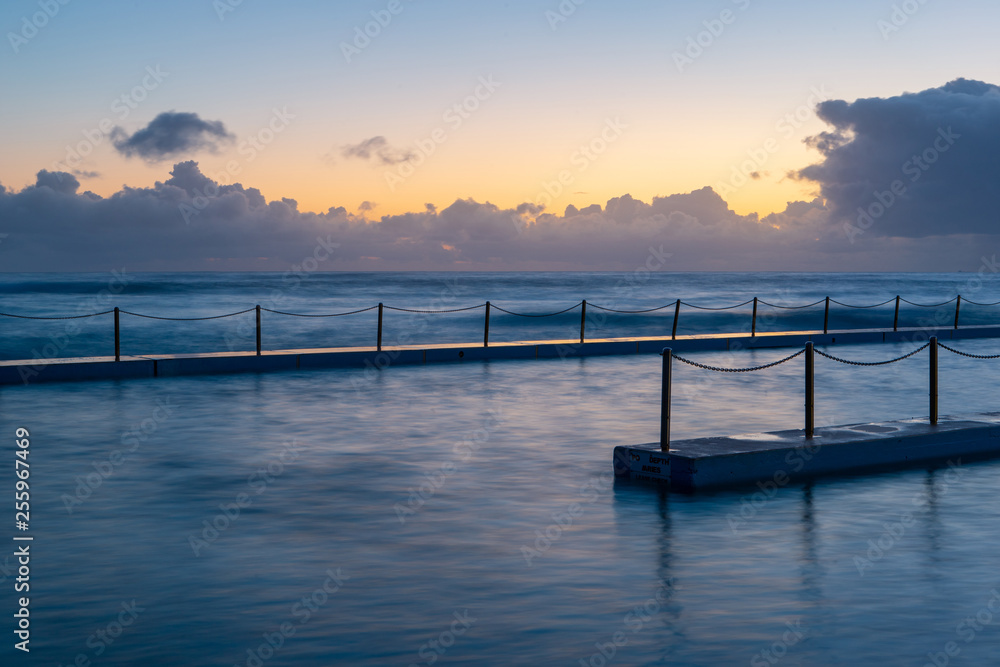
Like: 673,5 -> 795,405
0,0 -> 998,271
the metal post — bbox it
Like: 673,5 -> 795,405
114,307 -> 120,362
377,303 -> 383,351
805,342 -> 814,438
660,348 -> 672,452
954,295 -> 962,329
255,305 -> 261,356
580,300 -> 587,344
751,297 -> 758,337
823,296 -> 830,334
672,299 -> 680,340
484,301 -> 491,348
893,295 -> 900,332
930,336 -> 938,425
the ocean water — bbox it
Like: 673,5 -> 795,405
2,272 -> 1000,665
2,271 -> 1000,361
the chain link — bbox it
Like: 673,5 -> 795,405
679,298 -> 755,311
119,308 -> 257,321
937,342 -> 1000,360
384,304 -> 486,314
490,303 -> 581,318
671,348 -> 805,373
0,310 -> 114,320
262,305 -> 378,318
813,343 -> 930,366
588,302 -> 676,314
756,299 -> 827,310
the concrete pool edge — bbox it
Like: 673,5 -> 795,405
613,412 -> 1000,493
3,323 -> 1000,386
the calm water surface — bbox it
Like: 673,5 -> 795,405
2,340 -> 1000,665
2,273 -> 1000,665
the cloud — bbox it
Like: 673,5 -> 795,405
111,111 -> 235,161
341,136 -> 414,165
358,201 -> 377,212
0,161 -> 842,272
5,92 -> 1000,276
796,78 -> 1000,238
33,169 -> 80,194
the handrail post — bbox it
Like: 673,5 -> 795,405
930,336 -> 938,425
823,296 -> 830,334
484,301 -> 491,348
580,300 -> 587,344
672,299 -> 680,340
660,348 -> 672,451
377,303 -> 383,351
954,295 -> 962,329
751,297 -> 758,337
805,342 -> 814,438
114,307 -> 120,362
893,295 -> 900,332
255,305 -> 261,356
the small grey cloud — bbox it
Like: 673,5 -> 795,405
358,201 -> 376,212
72,169 -> 101,179
112,111 -> 234,161
33,169 -> 80,195
342,136 -> 414,165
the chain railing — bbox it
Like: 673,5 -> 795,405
657,336 -> 1000,452
0,294 -> 988,360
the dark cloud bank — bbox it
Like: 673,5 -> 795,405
1,80 -> 998,272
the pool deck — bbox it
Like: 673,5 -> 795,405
3,323 -> 1000,386
614,413 -> 1000,493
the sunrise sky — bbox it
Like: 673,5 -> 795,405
1,0 -> 999,271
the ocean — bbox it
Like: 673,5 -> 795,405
2,272 -> 1000,665
1,271 -> 998,360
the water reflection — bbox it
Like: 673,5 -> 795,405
798,483 -> 825,607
